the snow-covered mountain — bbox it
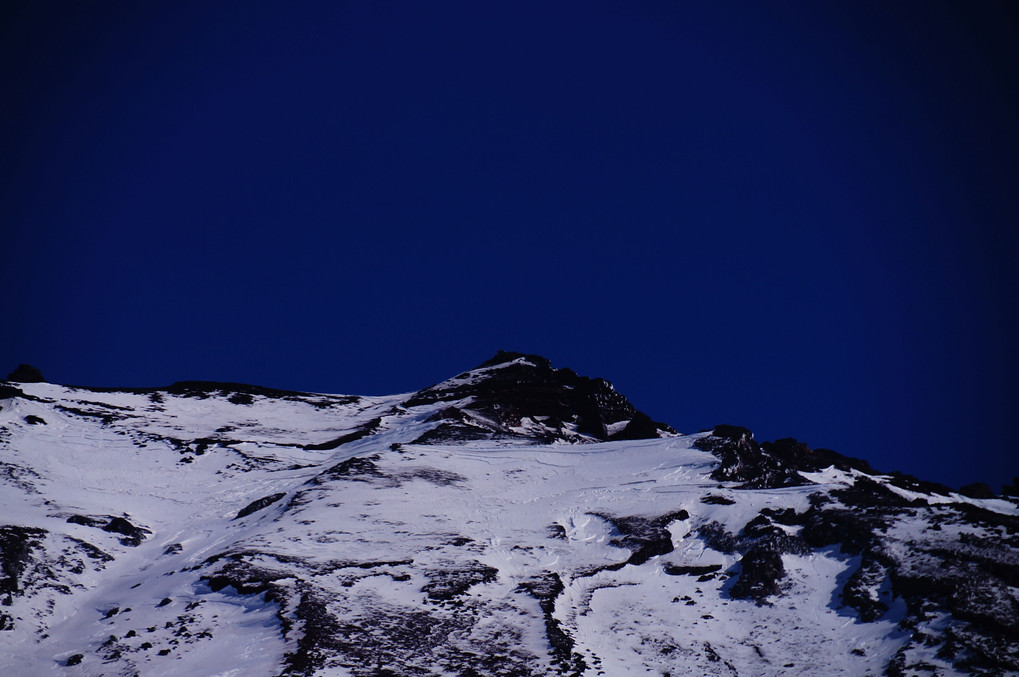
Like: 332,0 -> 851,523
1,352 -> 1016,676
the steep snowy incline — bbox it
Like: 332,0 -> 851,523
1,355 -> 1017,676
0,379 -> 416,676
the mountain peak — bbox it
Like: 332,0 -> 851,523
403,352 -> 675,444
5,364 -> 44,383
475,350 -> 552,370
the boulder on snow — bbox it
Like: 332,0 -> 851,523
102,517 -> 150,546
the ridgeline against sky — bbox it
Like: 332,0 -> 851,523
2,1 -> 1017,489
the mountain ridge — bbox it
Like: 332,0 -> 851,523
1,353 -> 1017,675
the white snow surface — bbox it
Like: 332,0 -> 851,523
0,381 -> 1009,676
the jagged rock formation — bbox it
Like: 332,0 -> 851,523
404,351 -> 675,444
0,354 -> 1016,675
696,425 -> 1019,673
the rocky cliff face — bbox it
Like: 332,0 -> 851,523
0,354 -> 1015,675
695,426 -> 1019,674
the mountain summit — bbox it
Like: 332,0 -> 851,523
402,351 -> 675,444
0,354 -> 1016,675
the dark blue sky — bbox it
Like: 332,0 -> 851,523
3,1 -> 1017,490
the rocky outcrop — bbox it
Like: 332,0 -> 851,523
0,385 -> 24,400
0,525 -> 47,598
66,515 -> 150,547
598,511 -> 690,566
235,493 -> 287,519
730,545 -> 786,601
696,425 -> 807,488
698,426 -> 881,490
405,351 -> 675,443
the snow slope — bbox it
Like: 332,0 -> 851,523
1,355 -> 1016,676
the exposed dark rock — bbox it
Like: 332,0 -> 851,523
608,411 -> 665,441
949,501 -> 1019,538
403,351 -> 674,443
421,561 -> 498,601
698,512 -> 809,603
273,576 -> 544,677
53,404 -> 122,425
762,437 -> 876,475
228,391 -> 254,405
759,507 -> 808,526
730,544 -> 786,602
801,507 -> 885,555
102,517 -> 150,547
65,381 -> 358,411
235,493 -> 287,519
735,515 -> 813,562
164,381 -> 307,400
793,475 -> 1019,672
348,559 -> 414,570
0,385 -> 25,399
597,510 -> 689,566
279,586 -> 346,676
414,406 -> 536,444
477,350 -> 546,369
831,476 -> 917,509
6,364 -> 43,383
663,563 -> 723,576
67,537 -> 113,563
23,415 -> 45,425
428,406 -> 469,422
958,482 -> 995,499
205,562 -> 282,596
517,572 -> 587,676
313,455 -> 383,483
394,467 -> 466,486
67,514 -> 106,528
740,514 -> 781,539
410,422 -> 500,445
701,494 -> 736,505
0,526 -> 46,596
66,654 -> 83,666
842,557 -> 891,621
2,360 -> 1017,675
884,471 -> 954,498
546,524 -> 568,540
696,426 -> 807,489
949,577 -> 1019,636
697,521 -> 743,555
699,429 -> 892,491
304,418 -> 383,451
